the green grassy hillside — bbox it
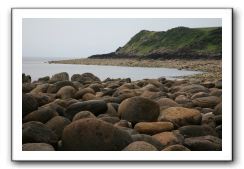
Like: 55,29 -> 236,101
90,26 -> 222,59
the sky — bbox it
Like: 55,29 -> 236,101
22,18 -> 222,59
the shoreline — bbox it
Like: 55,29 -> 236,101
49,58 -> 222,81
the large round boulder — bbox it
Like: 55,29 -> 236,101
134,122 -> 174,135
56,86 -> 77,99
23,121 -> 58,145
118,96 -> 160,124
122,141 -> 157,151
45,116 -> 71,139
22,94 -> 38,117
192,96 -> 221,108
158,107 -> 202,128
23,107 -> 59,123
65,100 -> 108,120
61,118 -> 132,151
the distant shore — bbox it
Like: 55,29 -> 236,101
49,58 -> 222,81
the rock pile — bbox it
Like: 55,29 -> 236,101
22,72 -> 222,151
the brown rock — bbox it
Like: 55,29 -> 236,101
23,121 -> 58,145
22,94 -> 38,117
72,111 -> 96,121
56,86 -> 76,99
131,134 -> 165,150
152,131 -> 184,146
134,122 -> 174,135
23,107 -> 59,123
22,143 -> 55,151
162,144 -> 190,151
191,92 -> 209,100
178,125 -> 218,138
122,141 -> 157,151
50,72 -> 69,82
45,116 -> 71,139
156,98 -> 179,110
62,118 -> 132,150
179,84 -> 209,94
184,135 -> 222,151
30,84 -> 49,94
192,96 -> 221,108
214,103 -> 222,115
119,96 -> 160,124
65,100 -> 108,119
75,87 -> 95,99
82,93 -> 97,101
158,107 -> 202,127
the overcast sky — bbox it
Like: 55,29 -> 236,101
23,18 -> 221,59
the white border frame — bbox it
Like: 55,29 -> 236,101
12,8 -> 232,161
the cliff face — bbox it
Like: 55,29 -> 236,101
89,26 -> 222,59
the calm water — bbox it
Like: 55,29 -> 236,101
23,58 -> 202,81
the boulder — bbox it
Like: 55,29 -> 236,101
158,107 -> 202,127
56,86 -> 77,99
22,143 -> 55,151
72,111 -> 96,121
178,125 -> 218,138
134,122 -> 174,135
22,94 -> 38,117
23,83 -> 36,93
61,118 -> 132,150
152,131 -> 184,147
23,107 -> 59,123
82,93 -> 97,101
50,72 -> 69,82
71,73 -> 100,83
156,98 -> 179,110
179,84 -> 209,94
75,88 -> 95,99
30,93 -> 55,107
23,121 -> 58,145
201,113 -> 216,128
38,76 -> 50,83
175,95 -> 192,106
210,89 -> 222,97
131,134 -> 165,150
213,103 -> 222,115
65,100 -> 108,120
191,92 -> 209,100
30,84 -> 49,94
122,141 -> 157,151
162,144 -> 190,151
184,135 -> 222,151
45,116 -> 71,139
119,96 -> 160,124
47,81 -> 77,93
22,73 -> 31,83
192,96 -> 221,108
